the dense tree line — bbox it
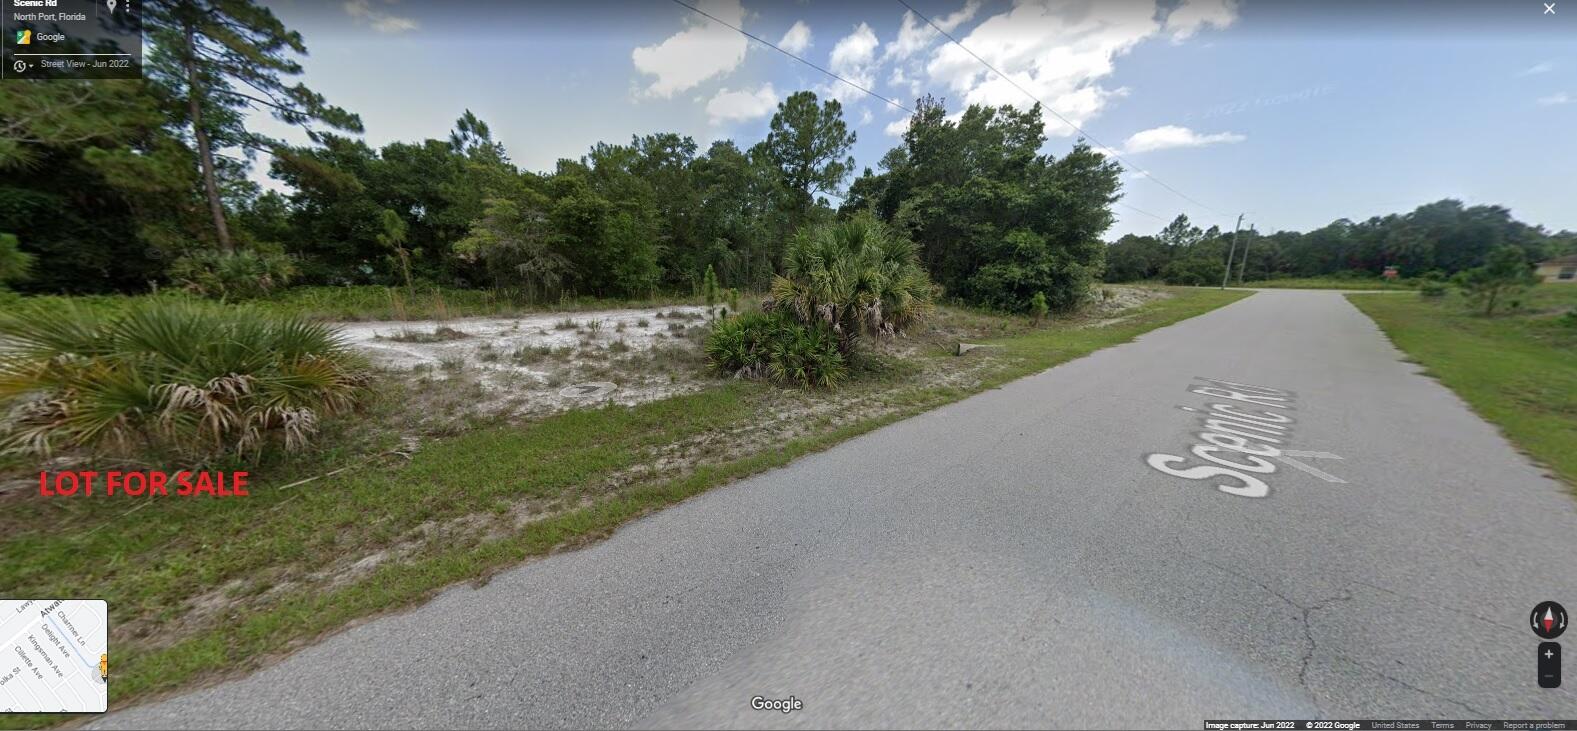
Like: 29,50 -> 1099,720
4,0 -> 1572,310
1106,202 -> 1577,285
0,0 -> 1124,313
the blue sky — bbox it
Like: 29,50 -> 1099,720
249,0 -> 1576,239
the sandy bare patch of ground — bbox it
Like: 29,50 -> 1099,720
1092,284 -> 1170,316
337,305 -> 717,421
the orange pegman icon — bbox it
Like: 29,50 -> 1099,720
99,654 -> 108,679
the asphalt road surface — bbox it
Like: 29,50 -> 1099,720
95,290 -> 1577,729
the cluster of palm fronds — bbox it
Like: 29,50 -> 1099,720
0,298 -> 370,460
168,249 -> 298,300
704,311 -> 846,388
769,212 -> 935,355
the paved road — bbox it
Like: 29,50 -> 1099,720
96,290 -> 1577,729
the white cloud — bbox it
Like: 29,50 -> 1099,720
1122,124 -> 1245,153
343,0 -> 418,33
830,22 -> 880,71
706,84 -> 780,125
917,1 -> 1236,138
932,1 -> 983,34
1537,92 -> 1572,106
821,22 -> 882,105
371,16 -> 417,33
884,116 -> 911,137
778,20 -> 813,55
1163,0 -> 1239,42
632,0 -> 748,98
924,2 -> 1154,136
886,1 -> 982,63
1518,60 -> 1555,77
883,1 -> 983,103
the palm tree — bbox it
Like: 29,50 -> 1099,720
769,212 -> 934,354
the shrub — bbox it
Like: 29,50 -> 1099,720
170,249 -> 298,300
1418,281 -> 1448,297
1029,291 -> 1049,322
0,298 -> 370,460
1159,256 -> 1222,287
705,311 -> 846,388
770,212 -> 933,355
964,229 -> 1097,312
1452,246 -> 1536,316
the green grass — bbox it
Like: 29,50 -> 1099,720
1243,276 -> 1416,290
1348,285 -> 1577,487
0,287 -> 1246,728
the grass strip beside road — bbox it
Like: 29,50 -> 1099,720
1347,287 -> 1577,488
0,288 -> 1247,729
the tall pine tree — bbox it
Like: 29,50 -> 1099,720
145,0 -> 362,251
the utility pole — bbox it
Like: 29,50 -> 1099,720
1237,224 -> 1255,284
1220,213 -> 1244,290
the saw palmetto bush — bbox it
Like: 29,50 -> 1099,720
769,212 -> 934,355
169,249 -> 298,301
0,298 -> 371,460
705,311 -> 846,388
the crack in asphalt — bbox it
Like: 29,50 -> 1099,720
1170,534 -> 1350,715
1295,589 -> 1355,716
1172,542 -> 1495,718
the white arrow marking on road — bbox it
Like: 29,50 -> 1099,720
1275,450 -> 1347,483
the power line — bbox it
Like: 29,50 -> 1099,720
894,0 -> 1228,222
670,0 -> 1216,230
1115,201 -> 1168,222
667,0 -> 911,114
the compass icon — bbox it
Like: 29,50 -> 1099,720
1531,601 -> 1567,640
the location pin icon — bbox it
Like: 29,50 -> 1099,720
107,0 -> 117,13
